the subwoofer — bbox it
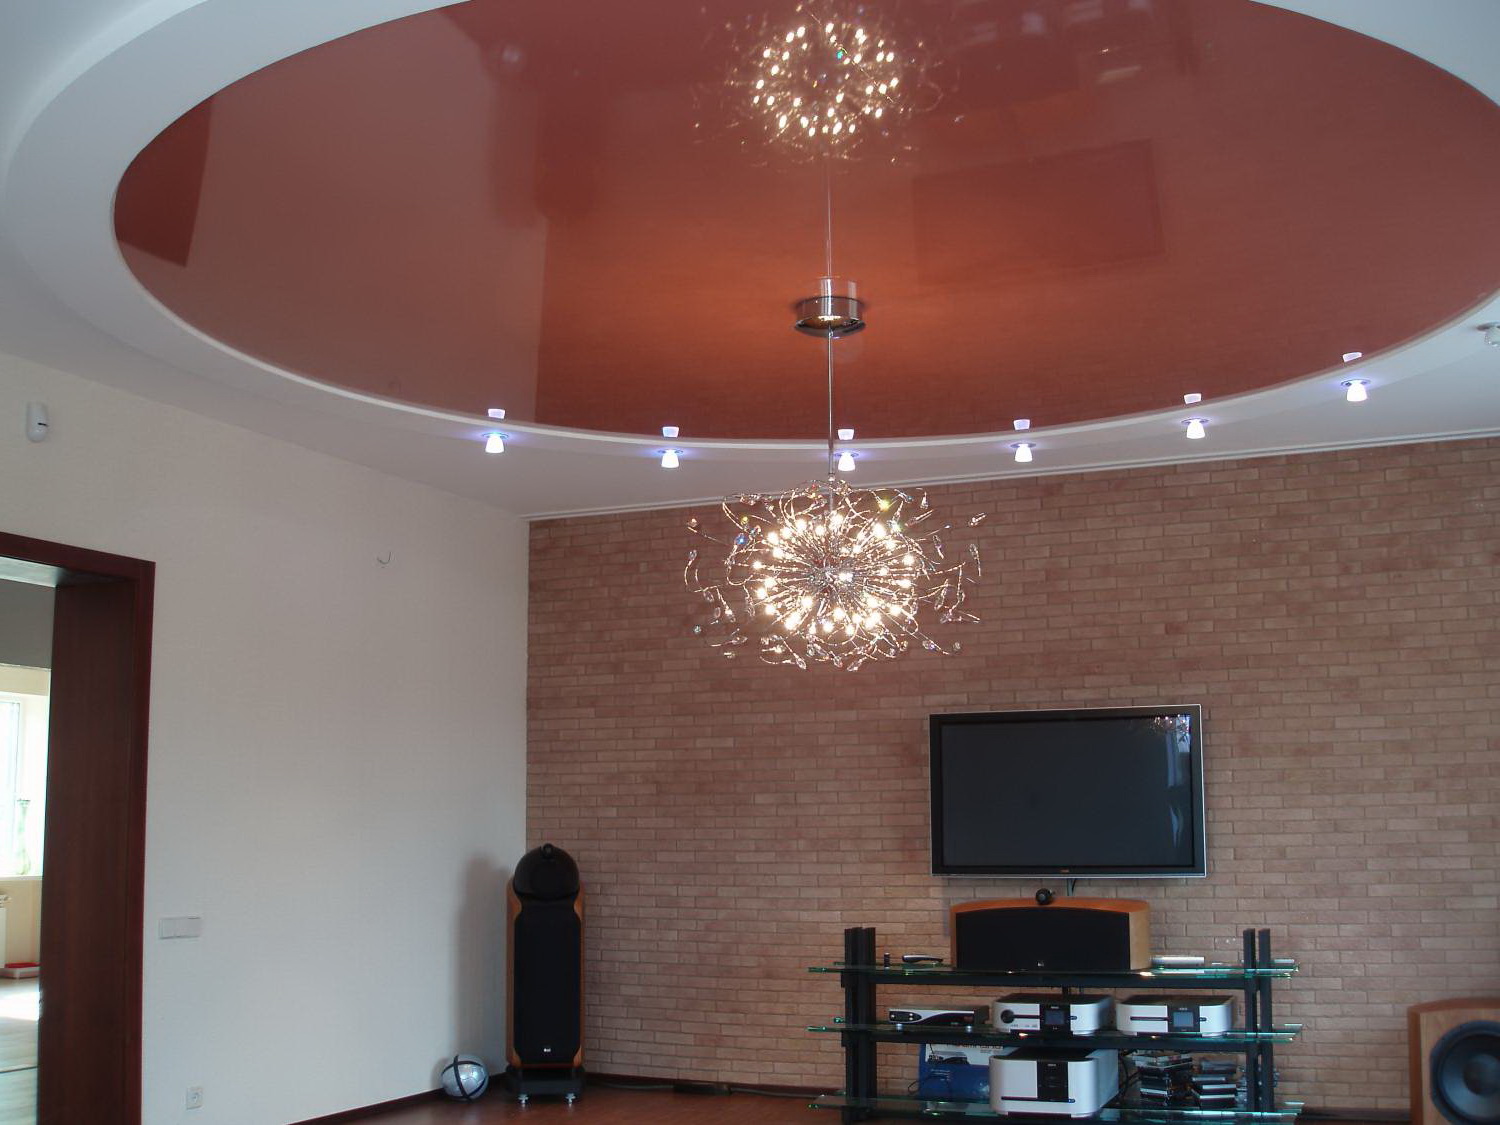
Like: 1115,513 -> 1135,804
951,898 -> 1151,971
505,843 -> 584,1103
1410,999 -> 1500,1125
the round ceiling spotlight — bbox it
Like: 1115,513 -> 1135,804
794,276 -> 865,337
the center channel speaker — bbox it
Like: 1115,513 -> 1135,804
951,897 -> 1151,971
1410,999 -> 1500,1125
507,844 -> 584,1073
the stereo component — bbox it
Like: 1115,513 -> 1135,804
951,898 -> 1151,971
992,993 -> 1111,1034
1409,998 -> 1500,1125
889,1007 -> 988,1027
990,1048 -> 1120,1116
1116,994 -> 1235,1036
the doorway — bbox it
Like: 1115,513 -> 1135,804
0,533 -> 153,1125
0,632 -> 49,1122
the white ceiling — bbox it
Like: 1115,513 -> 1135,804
0,0 -> 1497,520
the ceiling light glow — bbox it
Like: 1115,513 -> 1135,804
660,449 -> 681,469
728,1 -> 934,160
1342,378 -> 1369,403
1183,418 -> 1207,440
484,433 -> 506,454
1011,441 -> 1034,463
837,450 -> 856,472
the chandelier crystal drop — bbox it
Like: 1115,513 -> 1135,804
730,1 -> 932,160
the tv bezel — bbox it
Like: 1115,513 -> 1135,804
929,704 -> 1208,879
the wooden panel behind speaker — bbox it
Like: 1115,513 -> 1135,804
1409,998 -> 1500,1125
950,898 -> 1151,971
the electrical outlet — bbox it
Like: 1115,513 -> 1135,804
186,1086 -> 203,1110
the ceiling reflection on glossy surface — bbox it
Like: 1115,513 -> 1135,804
114,0 -> 1500,439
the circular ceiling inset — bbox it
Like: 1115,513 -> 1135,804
114,0 -> 1500,439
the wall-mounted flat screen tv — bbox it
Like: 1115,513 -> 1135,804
930,706 -> 1206,878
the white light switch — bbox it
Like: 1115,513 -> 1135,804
159,916 -> 203,940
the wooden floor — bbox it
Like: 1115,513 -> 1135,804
339,1085 -> 824,1123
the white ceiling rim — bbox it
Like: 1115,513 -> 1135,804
1,0 -> 1498,468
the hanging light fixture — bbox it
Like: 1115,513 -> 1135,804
685,281 -> 984,671
684,7 -> 976,671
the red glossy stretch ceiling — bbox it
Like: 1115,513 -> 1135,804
114,0 -> 1500,439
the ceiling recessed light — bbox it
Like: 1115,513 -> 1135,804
660,449 -> 681,469
484,432 -> 506,454
1341,378 -> 1369,403
836,450 -> 856,472
1183,418 -> 1207,440
1010,441 -> 1034,463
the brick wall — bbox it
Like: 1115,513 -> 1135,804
527,439 -> 1500,1110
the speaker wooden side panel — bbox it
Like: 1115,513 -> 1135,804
1409,998 -> 1500,1125
506,882 -> 520,1069
572,888 -> 585,1068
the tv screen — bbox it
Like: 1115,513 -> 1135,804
930,706 -> 1206,878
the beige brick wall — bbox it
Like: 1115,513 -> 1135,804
527,439 -> 1500,1110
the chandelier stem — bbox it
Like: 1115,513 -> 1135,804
822,155 -> 836,494
822,155 -> 834,279
826,333 -> 836,488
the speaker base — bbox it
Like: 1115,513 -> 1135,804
504,1064 -> 585,1104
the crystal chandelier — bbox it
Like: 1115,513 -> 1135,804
685,12 -> 975,670
685,287 -> 984,671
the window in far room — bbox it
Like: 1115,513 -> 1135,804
0,667 -> 48,876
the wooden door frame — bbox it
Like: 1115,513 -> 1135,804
0,530 -> 153,1125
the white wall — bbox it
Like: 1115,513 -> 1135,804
0,353 -> 529,1124
0,581 -> 53,668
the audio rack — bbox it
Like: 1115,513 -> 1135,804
807,926 -> 1301,1123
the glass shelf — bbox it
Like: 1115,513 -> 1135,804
805,1023 -> 1304,1049
808,1093 -> 1304,1122
808,963 -> 1298,986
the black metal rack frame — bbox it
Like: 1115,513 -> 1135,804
832,926 -> 1291,1123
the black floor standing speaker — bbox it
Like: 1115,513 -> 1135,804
504,843 -> 585,1104
1411,999 -> 1500,1125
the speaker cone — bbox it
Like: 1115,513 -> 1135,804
1431,1021 -> 1500,1125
